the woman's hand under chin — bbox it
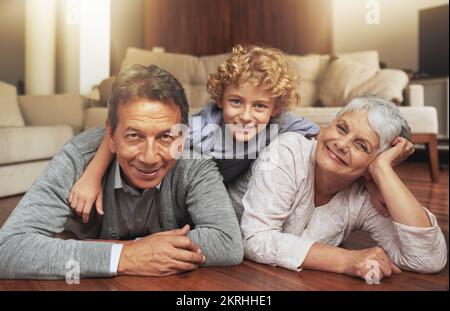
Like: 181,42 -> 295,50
368,137 -> 415,176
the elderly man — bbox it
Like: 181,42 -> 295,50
0,65 -> 243,279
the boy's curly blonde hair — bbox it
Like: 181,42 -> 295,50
207,44 -> 300,112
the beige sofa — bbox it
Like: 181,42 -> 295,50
85,47 -> 440,182
0,81 -> 89,197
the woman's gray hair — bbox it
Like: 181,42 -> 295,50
335,95 -> 412,153
108,64 -> 189,133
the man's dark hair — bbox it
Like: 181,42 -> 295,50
107,64 -> 189,132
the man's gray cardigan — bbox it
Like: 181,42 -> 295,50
0,127 -> 243,279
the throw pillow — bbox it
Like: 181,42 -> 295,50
0,81 -> 25,126
318,57 -> 377,107
348,69 -> 409,104
338,50 -> 380,70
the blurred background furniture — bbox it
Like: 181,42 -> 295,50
0,81 -> 88,197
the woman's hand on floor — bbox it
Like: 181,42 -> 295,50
343,247 -> 401,282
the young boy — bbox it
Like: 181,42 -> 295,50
188,44 -> 319,182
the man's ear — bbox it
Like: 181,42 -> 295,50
105,121 -> 116,153
216,99 -> 224,109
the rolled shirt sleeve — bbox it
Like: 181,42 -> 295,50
356,199 -> 448,273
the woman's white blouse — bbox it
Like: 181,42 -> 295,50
240,132 -> 447,273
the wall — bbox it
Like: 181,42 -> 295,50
332,0 -> 449,70
143,0 -> 332,56
0,0 -> 25,89
110,0 -> 144,75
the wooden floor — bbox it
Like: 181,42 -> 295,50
0,162 -> 448,291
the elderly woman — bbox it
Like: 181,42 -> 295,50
235,96 -> 447,281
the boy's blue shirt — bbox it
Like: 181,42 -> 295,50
186,102 -> 320,183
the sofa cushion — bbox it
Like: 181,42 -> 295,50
0,160 -> 51,197
0,81 -> 25,127
348,69 -> 409,104
121,47 -> 199,85
18,94 -> 87,134
287,54 -> 330,82
197,53 -> 229,85
121,47 -> 209,108
295,106 -> 438,134
319,57 -> 378,107
295,107 -> 342,127
0,126 -> 73,165
190,85 -> 211,108
297,80 -> 318,108
338,50 -> 380,69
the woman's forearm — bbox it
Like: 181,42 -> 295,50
302,242 -> 404,280
301,242 -> 349,274
371,163 -> 431,227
